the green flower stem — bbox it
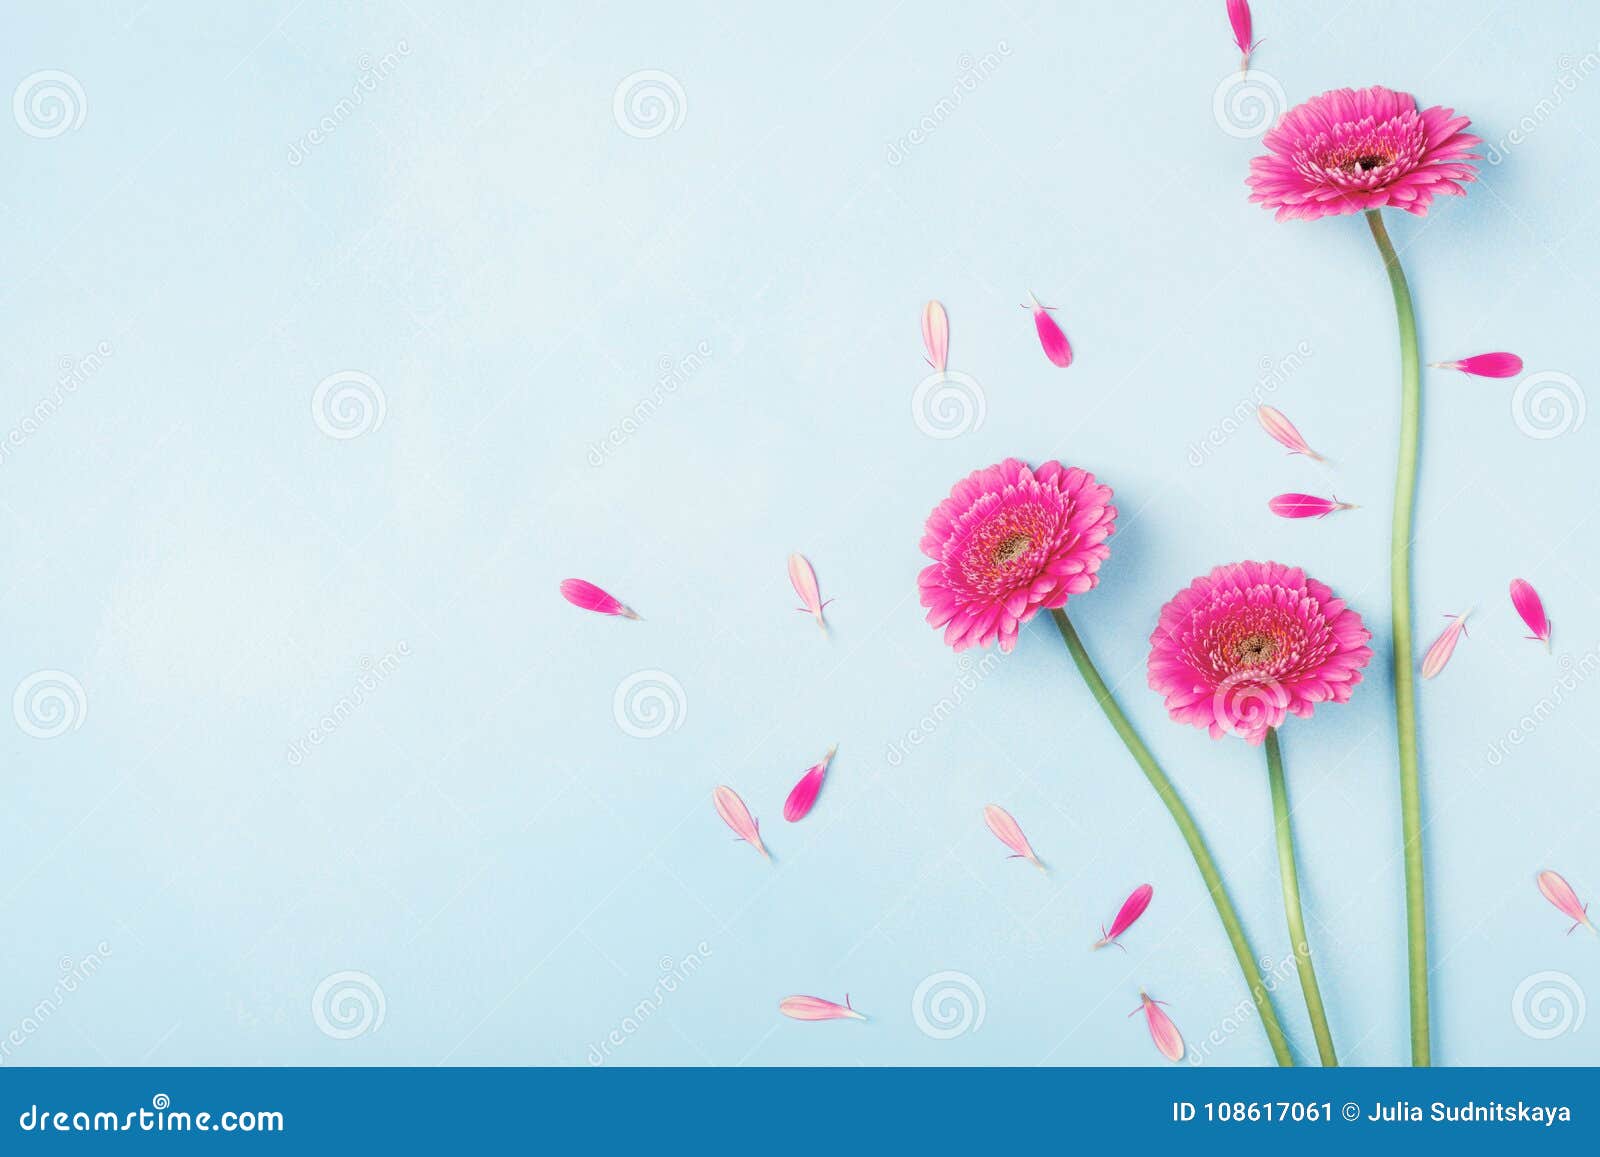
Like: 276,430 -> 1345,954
1049,609 -> 1295,1067
1365,208 -> 1430,1067
1264,728 -> 1337,1066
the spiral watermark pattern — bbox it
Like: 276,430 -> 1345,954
911,371 -> 986,439
1512,370 -> 1585,439
1210,672 -> 1285,739
312,370 -> 387,440
1212,68 -> 1286,140
612,70 -> 686,139
1512,970 -> 1585,1039
911,970 -> 986,1039
12,670 -> 87,739
13,70 -> 87,139
612,669 -> 687,738
311,970 -> 386,1039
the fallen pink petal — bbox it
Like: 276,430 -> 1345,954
983,804 -> 1044,870
1537,870 -> 1597,935
559,578 -> 640,619
1430,352 -> 1523,378
783,745 -> 836,822
1267,493 -> 1358,520
1026,292 -> 1073,367
1226,0 -> 1261,73
713,786 -> 770,861
779,994 -> 866,1022
922,300 -> 949,372
1132,991 -> 1185,1062
788,553 -> 832,632
1509,578 -> 1552,649
1094,884 -> 1154,950
1256,405 -> 1325,461
1420,610 -> 1471,680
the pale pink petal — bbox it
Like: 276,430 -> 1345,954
1268,493 -> 1358,519
1420,610 -> 1470,680
1431,352 -> 1523,378
779,994 -> 866,1021
983,804 -> 1044,869
1256,405 -> 1324,461
788,553 -> 830,632
921,300 -> 949,373
1537,870 -> 1596,934
1135,992 -> 1185,1062
783,745 -> 836,822
1509,579 -> 1551,648
1027,293 -> 1073,367
713,785 -> 769,860
1094,884 -> 1153,949
560,578 -> 639,619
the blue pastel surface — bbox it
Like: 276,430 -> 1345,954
1,1 -> 1596,1067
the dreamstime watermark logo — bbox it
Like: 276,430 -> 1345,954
13,70 -> 86,139
311,970 -> 385,1039
612,669 -> 686,738
1212,68 -> 1286,139
912,971 -> 985,1039
1485,48 -> 1600,164
586,941 -> 712,1065
13,670 -> 87,739
1186,951 -> 1299,1064
1210,672 -> 1284,740
0,341 -> 114,466
612,70 -> 686,139
0,941 -> 112,1065
1512,970 -> 1585,1040
588,341 -> 712,466
1485,645 -> 1600,766
286,642 -> 411,766
886,44 -> 1011,166
312,370 -> 387,440
287,42 -> 411,166
886,651 -> 1005,765
1511,370 -> 1584,439
911,370 -> 986,439
1188,341 -> 1313,466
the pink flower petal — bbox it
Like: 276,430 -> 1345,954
1256,405 -> 1324,461
788,553 -> 831,632
1509,578 -> 1551,649
713,786 -> 770,861
983,804 -> 1044,869
1420,610 -> 1470,680
1026,292 -> 1073,367
560,578 -> 640,619
1226,0 -> 1261,72
1094,884 -> 1153,950
779,994 -> 866,1021
1537,870 -> 1596,935
921,300 -> 949,373
1133,992 -> 1185,1062
783,745 -> 836,822
1268,493 -> 1358,519
1431,352 -> 1523,378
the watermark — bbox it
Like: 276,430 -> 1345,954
0,942 -> 112,1065
312,370 -> 387,440
911,970 -> 985,1039
286,642 -> 411,766
886,44 -> 1011,166
13,70 -> 86,139
1511,370 -> 1584,439
1485,645 -> 1600,766
613,70 -> 686,139
1188,341 -> 1313,466
17,1094 -> 282,1134
613,669 -> 687,739
1512,970 -> 1585,1040
1210,672 -> 1285,740
586,941 -> 712,1065
311,970 -> 385,1039
12,670 -> 87,739
885,651 -> 1005,766
1185,951 -> 1299,1064
1485,48 -> 1600,164
287,42 -> 411,166
1212,68 -> 1286,140
588,341 -> 712,466
0,341 -> 113,466
911,370 -> 986,439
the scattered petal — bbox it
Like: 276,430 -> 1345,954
1226,0 -> 1262,73
1268,493 -> 1358,519
1131,991 -> 1185,1062
1509,578 -> 1552,649
1025,292 -> 1073,368
983,804 -> 1045,870
780,994 -> 866,1021
1537,870 -> 1597,935
1430,352 -> 1524,379
1420,610 -> 1471,680
783,745 -> 837,823
788,553 -> 832,632
559,578 -> 640,619
1094,884 -> 1154,950
1256,405 -> 1325,462
922,300 -> 949,373
713,786 -> 770,861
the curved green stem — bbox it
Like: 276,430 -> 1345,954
1049,609 -> 1295,1066
1366,208 -> 1429,1066
1264,728 -> 1337,1066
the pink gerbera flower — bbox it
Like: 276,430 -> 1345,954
1247,85 -> 1479,221
1148,562 -> 1373,745
919,459 -> 1116,652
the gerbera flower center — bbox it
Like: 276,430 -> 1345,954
993,532 -> 1032,565
1234,632 -> 1278,666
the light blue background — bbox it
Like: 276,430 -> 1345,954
2,1 -> 1597,1067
